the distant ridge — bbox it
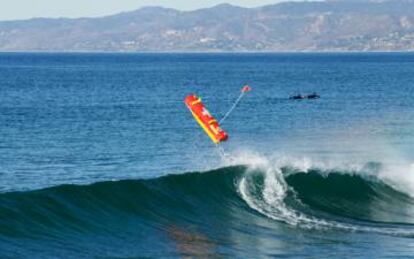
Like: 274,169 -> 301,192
0,0 -> 414,51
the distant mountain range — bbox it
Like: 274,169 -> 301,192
1,0 -> 414,52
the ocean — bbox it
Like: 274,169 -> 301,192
1,52 -> 414,257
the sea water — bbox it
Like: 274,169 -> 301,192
1,53 -> 414,257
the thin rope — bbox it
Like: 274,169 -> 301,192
219,92 -> 245,125
216,143 -> 234,163
216,144 -> 226,159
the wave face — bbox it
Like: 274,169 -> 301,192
2,164 -> 414,257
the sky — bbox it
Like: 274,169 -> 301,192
0,0 -> 293,21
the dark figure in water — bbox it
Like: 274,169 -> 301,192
289,93 -> 320,100
306,92 -> 320,99
289,94 -> 305,100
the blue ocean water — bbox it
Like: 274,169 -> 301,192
1,53 -> 414,257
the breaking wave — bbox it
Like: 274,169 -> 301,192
2,157 -> 414,247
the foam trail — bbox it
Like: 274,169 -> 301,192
238,163 -> 340,229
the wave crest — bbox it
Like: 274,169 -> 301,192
237,158 -> 414,235
2,159 -> 414,239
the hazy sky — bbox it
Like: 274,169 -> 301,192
1,0 -> 293,21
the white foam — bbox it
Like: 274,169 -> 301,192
238,162 -> 338,229
234,153 -> 414,235
377,163 -> 414,198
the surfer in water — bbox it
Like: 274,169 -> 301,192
290,92 -> 320,100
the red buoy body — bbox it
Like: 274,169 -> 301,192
184,94 -> 228,144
